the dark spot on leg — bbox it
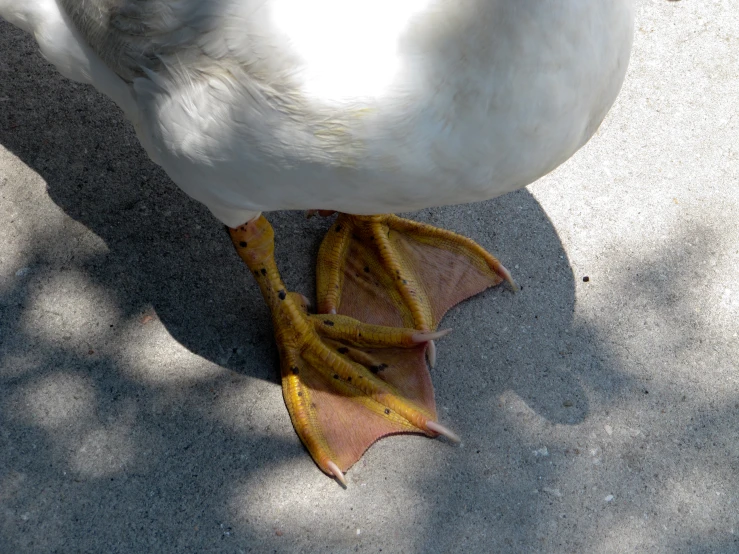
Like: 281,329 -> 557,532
239,241 -> 247,248
363,266 -> 370,273
337,347 -> 349,354
402,279 -> 408,285
370,365 -> 380,374
297,391 -> 303,397
379,363 -> 388,371
291,366 -> 299,375
323,320 -> 335,326
335,224 -> 343,232
347,377 -> 352,382
260,268 -> 267,276
333,374 -> 339,380
278,290 -> 287,300
254,270 -> 260,277
384,409 -> 391,415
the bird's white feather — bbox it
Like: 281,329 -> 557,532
1,0 -> 634,227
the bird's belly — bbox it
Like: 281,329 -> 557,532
132,0 -> 634,226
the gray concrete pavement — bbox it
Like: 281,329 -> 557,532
1,1 -> 737,552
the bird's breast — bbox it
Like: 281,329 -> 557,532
129,0 -> 634,220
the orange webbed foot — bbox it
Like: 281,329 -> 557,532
229,216 -> 458,484
316,214 -> 516,355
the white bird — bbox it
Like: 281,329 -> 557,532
0,0 -> 634,485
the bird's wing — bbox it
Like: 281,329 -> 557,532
59,0 -> 272,82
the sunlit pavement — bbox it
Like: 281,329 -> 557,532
1,1 -> 737,552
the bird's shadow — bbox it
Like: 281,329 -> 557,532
0,22 -> 586,427
0,19 -> 658,553
3,9 -> 737,553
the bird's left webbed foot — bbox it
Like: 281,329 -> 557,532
316,213 -> 516,364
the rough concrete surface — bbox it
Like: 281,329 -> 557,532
0,1 -> 737,552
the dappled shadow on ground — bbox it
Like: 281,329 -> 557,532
2,18 -> 737,554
